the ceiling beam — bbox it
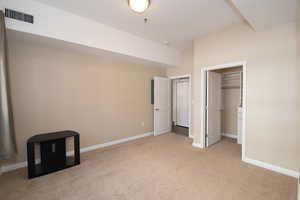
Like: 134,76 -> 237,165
1,0 -> 180,67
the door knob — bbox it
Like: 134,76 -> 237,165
155,108 -> 160,111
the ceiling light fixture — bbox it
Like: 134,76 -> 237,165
128,0 -> 150,13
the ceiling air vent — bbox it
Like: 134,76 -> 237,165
5,8 -> 34,24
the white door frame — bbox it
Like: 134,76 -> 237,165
200,62 -> 247,161
169,74 -> 192,138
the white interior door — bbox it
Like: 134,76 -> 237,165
176,79 -> 189,127
154,77 -> 171,136
206,72 -> 222,146
172,80 -> 177,124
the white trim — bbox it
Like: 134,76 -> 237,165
200,61 -> 247,161
153,129 -> 172,137
222,133 -> 237,139
297,179 -> 300,200
169,74 -> 192,138
199,69 -> 206,148
1,132 -> 153,173
79,132 -> 153,154
192,142 -> 202,148
203,62 -> 246,71
242,63 -> 247,161
243,157 -> 300,178
1,161 -> 27,173
169,74 -> 191,79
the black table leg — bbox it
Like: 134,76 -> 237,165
27,142 -> 35,179
74,135 -> 80,164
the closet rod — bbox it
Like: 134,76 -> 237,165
222,86 -> 240,89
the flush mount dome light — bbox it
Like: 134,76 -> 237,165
128,0 -> 150,13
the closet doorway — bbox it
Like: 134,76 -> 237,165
200,62 -> 246,160
170,75 -> 192,137
208,67 -> 243,144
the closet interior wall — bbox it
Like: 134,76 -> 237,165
221,69 -> 242,138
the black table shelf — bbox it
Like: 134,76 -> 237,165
33,156 -> 76,177
27,130 -> 80,179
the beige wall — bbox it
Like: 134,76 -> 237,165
167,46 -> 194,136
193,22 -> 300,171
166,46 -> 193,77
222,89 -> 240,135
5,33 -> 165,164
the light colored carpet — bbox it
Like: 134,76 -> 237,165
0,133 -> 297,200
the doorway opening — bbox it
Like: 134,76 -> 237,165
171,76 -> 191,137
152,75 -> 192,138
200,62 -> 246,160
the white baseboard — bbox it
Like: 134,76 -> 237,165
192,142 -> 203,149
154,129 -> 171,136
222,133 -> 237,139
78,132 -> 153,154
1,132 -> 153,173
243,157 -> 299,178
1,161 -> 27,173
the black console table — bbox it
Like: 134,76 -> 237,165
27,130 -> 80,179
